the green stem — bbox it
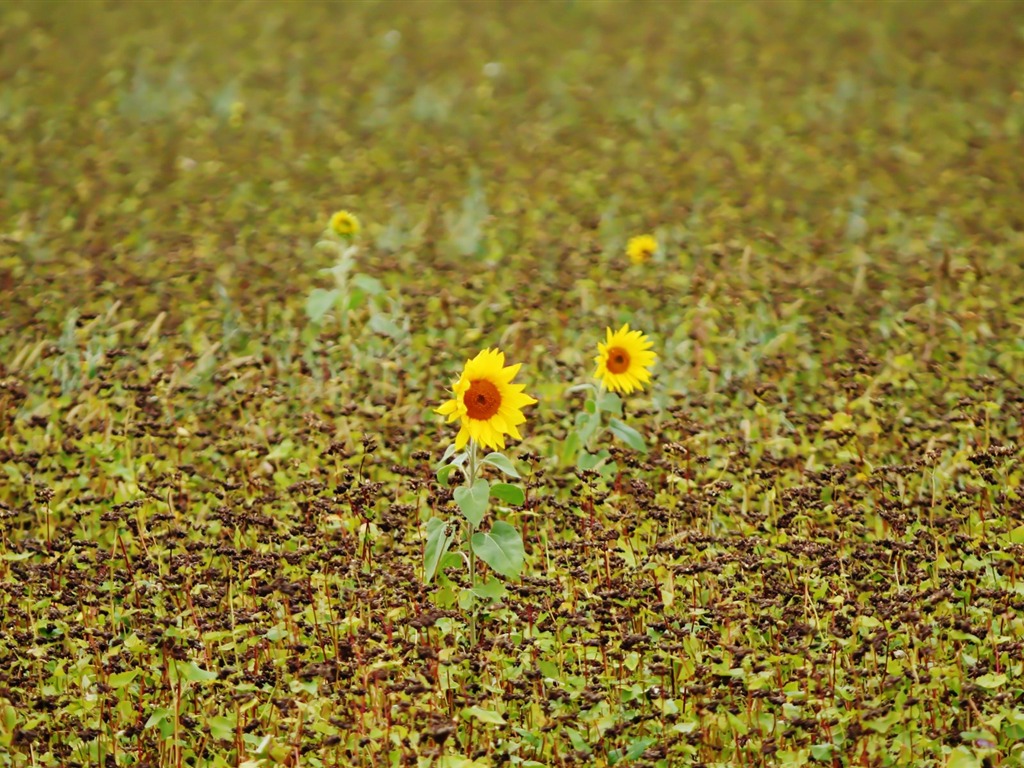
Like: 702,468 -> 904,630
465,440 -> 480,646
334,244 -> 352,335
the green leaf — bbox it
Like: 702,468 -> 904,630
560,430 -> 581,466
439,552 -> 462,571
490,482 -> 525,506
471,577 -> 506,601
436,464 -> 458,485
108,669 -> 139,689
974,673 -> 1007,689
947,746 -> 982,768
566,727 -> 591,754
352,273 -> 384,296
266,439 -> 295,461
609,418 -> 647,452
471,521 -> 525,579
434,579 -> 457,609
810,744 -> 834,761
208,715 -> 236,741
596,390 -> 622,415
1008,524 -> 1024,544
177,661 -> 218,682
368,312 -> 404,339
537,660 -> 559,679
461,706 -> 506,725
481,452 -> 520,478
436,757 -> 491,768
575,411 -> 602,445
264,625 -> 287,642
424,518 -> 455,583
577,449 -> 610,471
454,478 -> 490,527
623,737 -> 656,761
345,287 -> 367,311
304,288 -> 340,324
144,707 -> 172,729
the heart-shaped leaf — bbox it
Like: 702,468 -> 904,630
471,521 -> 524,579
481,452 -> 520,478
304,288 -> 340,324
596,390 -> 622,415
454,478 -> 489,527
609,418 -> 647,452
490,482 -> 525,506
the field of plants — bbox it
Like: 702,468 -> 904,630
2,2 -> 1024,766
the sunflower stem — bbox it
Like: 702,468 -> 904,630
465,439 -> 480,647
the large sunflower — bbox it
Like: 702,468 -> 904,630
594,324 -> 657,394
436,348 -> 537,451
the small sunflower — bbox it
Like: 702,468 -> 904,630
626,234 -> 658,266
436,348 -> 537,452
329,210 -> 361,238
594,324 -> 657,394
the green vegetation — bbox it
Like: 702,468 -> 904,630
2,2 -> 1024,766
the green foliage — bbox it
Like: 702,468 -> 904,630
470,521 -> 525,579
453,477 -> 490,528
2,2 -> 1024,766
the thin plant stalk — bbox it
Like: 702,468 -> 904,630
464,439 -> 480,646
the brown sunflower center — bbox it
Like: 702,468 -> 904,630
606,347 -> 631,374
464,379 -> 501,420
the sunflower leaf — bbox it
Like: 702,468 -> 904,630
436,464 -> 458,485
352,273 -> 384,296
471,577 -> 506,601
471,521 -> 524,578
608,418 -> 647,452
304,288 -> 340,324
454,478 -> 490,527
575,411 -> 602,445
481,452 -> 520,478
490,482 -> 525,506
596,390 -> 622,416
424,518 -> 454,583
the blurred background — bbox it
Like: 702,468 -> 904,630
1,1 -> 1022,383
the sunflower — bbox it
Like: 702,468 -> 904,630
329,210 -> 361,238
436,348 -> 537,451
626,234 -> 657,266
594,324 -> 657,394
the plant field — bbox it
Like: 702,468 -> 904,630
2,2 -> 1024,767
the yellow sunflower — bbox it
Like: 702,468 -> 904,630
436,348 -> 537,451
329,210 -> 361,238
626,234 -> 657,266
594,324 -> 657,394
